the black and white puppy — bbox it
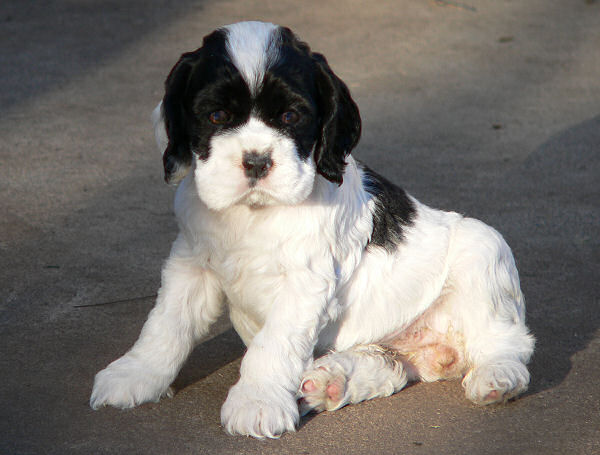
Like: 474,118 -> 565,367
91,21 -> 535,439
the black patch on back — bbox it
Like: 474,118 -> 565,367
362,165 -> 416,252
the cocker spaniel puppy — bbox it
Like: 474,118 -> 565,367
91,21 -> 535,439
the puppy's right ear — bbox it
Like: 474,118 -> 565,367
152,101 -> 168,160
160,50 -> 202,184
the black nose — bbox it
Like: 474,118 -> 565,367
242,151 -> 273,180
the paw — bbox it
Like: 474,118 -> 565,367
462,361 -> 530,405
299,364 -> 347,415
90,355 -> 173,410
220,381 -> 299,439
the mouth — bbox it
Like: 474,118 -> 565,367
236,186 -> 279,208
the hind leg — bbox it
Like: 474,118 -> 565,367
460,311 -> 534,405
448,218 -> 535,405
299,345 -> 408,415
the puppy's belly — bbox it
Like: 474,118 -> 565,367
384,322 -> 468,382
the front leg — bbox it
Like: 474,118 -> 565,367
221,270 -> 335,439
90,236 -> 223,409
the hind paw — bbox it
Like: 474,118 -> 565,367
462,361 -> 530,405
299,366 -> 347,415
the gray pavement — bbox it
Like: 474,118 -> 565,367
1,1 -> 599,454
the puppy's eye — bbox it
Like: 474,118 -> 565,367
209,110 -> 232,125
281,111 -> 299,125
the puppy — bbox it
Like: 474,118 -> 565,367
90,21 -> 535,439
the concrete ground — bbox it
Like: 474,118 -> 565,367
1,1 -> 598,454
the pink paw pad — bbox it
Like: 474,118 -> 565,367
484,389 -> 501,402
302,379 -> 317,393
326,382 -> 343,402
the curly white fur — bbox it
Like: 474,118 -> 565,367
91,21 -> 534,439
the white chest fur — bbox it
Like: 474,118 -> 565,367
174,159 -> 375,345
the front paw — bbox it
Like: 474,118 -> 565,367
90,355 -> 173,410
220,381 -> 299,439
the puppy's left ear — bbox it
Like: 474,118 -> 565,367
160,50 -> 202,184
313,54 -> 361,185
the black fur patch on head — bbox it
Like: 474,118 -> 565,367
162,29 -> 247,183
160,23 -> 362,185
263,26 -> 362,183
272,27 -> 362,184
362,165 -> 416,252
253,70 -> 320,161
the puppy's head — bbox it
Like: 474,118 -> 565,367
155,21 -> 361,210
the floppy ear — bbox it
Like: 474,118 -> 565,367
312,53 -> 361,185
160,50 -> 201,184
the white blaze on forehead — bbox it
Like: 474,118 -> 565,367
223,21 -> 280,94
213,117 -> 284,154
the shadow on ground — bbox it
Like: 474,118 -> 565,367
0,0 -> 208,112
510,115 -> 600,395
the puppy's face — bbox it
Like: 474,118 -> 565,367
158,21 -> 361,210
